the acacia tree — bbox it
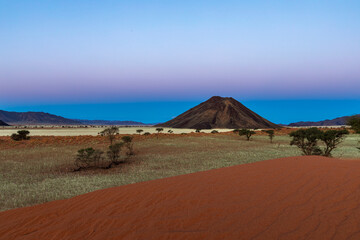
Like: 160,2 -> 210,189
155,128 -> 163,138
289,128 -> 323,155
136,129 -> 143,135
99,127 -> 119,145
239,129 -> 256,141
320,129 -> 349,157
263,130 -> 275,143
348,116 -> 360,133
289,128 -> 349,156
156,128 -> 163,133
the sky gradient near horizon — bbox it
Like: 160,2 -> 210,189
1,1 -> 359,122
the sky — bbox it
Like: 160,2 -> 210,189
1,0 -> 359,123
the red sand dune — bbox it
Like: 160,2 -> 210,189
1,156 -> 360,240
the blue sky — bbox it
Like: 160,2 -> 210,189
1,0 -> 359,123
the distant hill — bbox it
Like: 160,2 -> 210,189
288,114 -> 360,127
0,110 -> 81,125
157,96 -> 279,129
75,119 -> 149,126
0,120 -> 9,126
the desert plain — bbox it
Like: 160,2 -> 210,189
0,127 -> 360,240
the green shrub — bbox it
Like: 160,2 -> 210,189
75,148 -> 105,169
143,132 -> 151,136
122,136 -> 134,156
211,130 -> 219,134
107,143 -> 124,165
195,129 -> 201,133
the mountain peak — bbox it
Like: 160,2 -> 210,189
157,97 -> 278,129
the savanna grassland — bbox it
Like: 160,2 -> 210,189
0,130 -> 359,212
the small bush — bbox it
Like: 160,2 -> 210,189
195,129 -> 201,133
75,148 -> 105,169
143,132 -> 151,135
168,130 -> 173,134
211,130 -> 219,134
11,130 -> 30,141
107,143 -> 124,165
122,136 -> 134,156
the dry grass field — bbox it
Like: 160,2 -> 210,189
0,130 -> 359,212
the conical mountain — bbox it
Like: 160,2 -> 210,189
157,96 -> 278,129
0,120 -> 9,126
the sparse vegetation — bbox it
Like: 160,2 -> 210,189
348,117 -> 360,133
136,129 -> 143,135
238,129 -> 256,141
11,130 -> 30,141
0,133 -> 359,211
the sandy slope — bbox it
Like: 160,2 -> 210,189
1,156 -> 360,240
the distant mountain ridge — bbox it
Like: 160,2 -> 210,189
0,120 -> 9,126
157,96 -> 279,129
0,110 -> 80,125
74,119 -> 149,126
0,110 -> 148,126
288,114 -> 360,127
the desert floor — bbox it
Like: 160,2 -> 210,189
1,130 -> 359,212
1,156 -> 360,239
0,126 -> 234,136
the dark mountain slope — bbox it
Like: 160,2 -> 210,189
0,110 -> 81,125
157,96 -> 278,129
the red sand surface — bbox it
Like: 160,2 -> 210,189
1,156 -> 360,240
